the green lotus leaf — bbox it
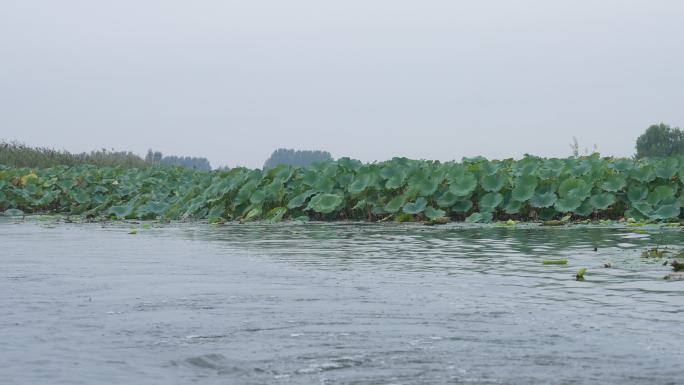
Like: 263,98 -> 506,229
241,206 -> 262,222
538,159 -> 565,179
650,202 -> 681,220
511,175 -> 537,202
206,205 -> 225,221
335,172 -> 354,188
627,185 -> 648,202
265,206 -> 287,222
69,189 -> 90,204
479,192 -> 503,210
3,208 -> 24,216
384,195 -> 407,213
647,185 -> 676,205
249,190 -> 266,205
554,197 -> 582,213
514,157 -> 539,176
631,165 -> 656,183
409,176 -> 439,197
452,199 -> 474,213
589,193 -> 616,210
465,211 -> 493,223
348,174 -> 372,194
352,199 -> 367,210
449,174 -> 477,197
570,160 -> 592,176
504,199 -> 522,214
314,177 -> 336,193
632,201 -> 654,217
529,192 -> 558,208
424,206 -> 446,220
403,197 -> 427,214
234,181 -> 258,206
436,191 -> 459,208
481,161 -> 502,176
108,204 -> 134,219
480,173 -> 507,192
301,169 -> 319,186
138,201 -> 169,216
338,157 -> 362,171
286,189 -> 317,209
574,200 -> 594,216
558,178 -> 588,197
385,175 -> 406,190
379,166 -> 405,180
654,158 -> 679,179
609,158 -> 634,172
600,174 -> 626,192
309,193 -> 344,214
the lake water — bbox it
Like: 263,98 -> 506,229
1,219 -> 683,384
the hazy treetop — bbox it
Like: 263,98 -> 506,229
1,0 -> 682,168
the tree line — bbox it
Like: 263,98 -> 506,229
145,150 -> 211,171
263,148 -> 332,169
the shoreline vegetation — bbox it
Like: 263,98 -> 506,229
0,140 -> 211,170
1,154 -> 683,224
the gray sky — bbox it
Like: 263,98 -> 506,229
1,0 -> 682,169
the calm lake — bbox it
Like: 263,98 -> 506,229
1,219 -> 683,384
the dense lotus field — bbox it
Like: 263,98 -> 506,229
1,155 -> 683,223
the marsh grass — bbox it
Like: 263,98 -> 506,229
0,140 -> 148,169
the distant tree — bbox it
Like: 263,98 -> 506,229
635,123 -> 684,158
263,148 -> 332,169
145,148 -> 211,170
160,155 -> 211,171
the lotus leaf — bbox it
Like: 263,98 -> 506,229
529,192 -> 558,208
424,206 -> 446,220
287,190 -> 317,209
309,193 -> 344,214
511,175 -> 537,202
655,158 -> 679,179
465,212 -> 492,223
589,193 -> 616,210
479,192 -> 503,210
503,199 -> 522,214
449,174 -> 477,197
384,195 -> 407,213
403,197 -> 427,214
631,165 -> 656,183
265,207 -> 287,222
452,199 -> 474,213
3,208 -> 24,216
647,185 -> 676,205
241,206 -> 262,222
249,190 -> 266,205
627,185 -> 648,202
348,174 -> 372,194
480,173 -> 507,192
601,174 -> 627,192
554,197 -> 582,213
651,202 -> 681,220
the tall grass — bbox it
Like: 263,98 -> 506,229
0,140 -> 149,169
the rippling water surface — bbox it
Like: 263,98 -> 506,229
1,219 -> 683,384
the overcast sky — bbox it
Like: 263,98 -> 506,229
1,0 -> 682,168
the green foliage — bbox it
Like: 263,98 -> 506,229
1,154 -> 683,222
1,140 -> 149,168
263,148 -> 332,169
635,123 -> 684,159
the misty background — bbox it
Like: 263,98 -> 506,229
1,0 -> 682,169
